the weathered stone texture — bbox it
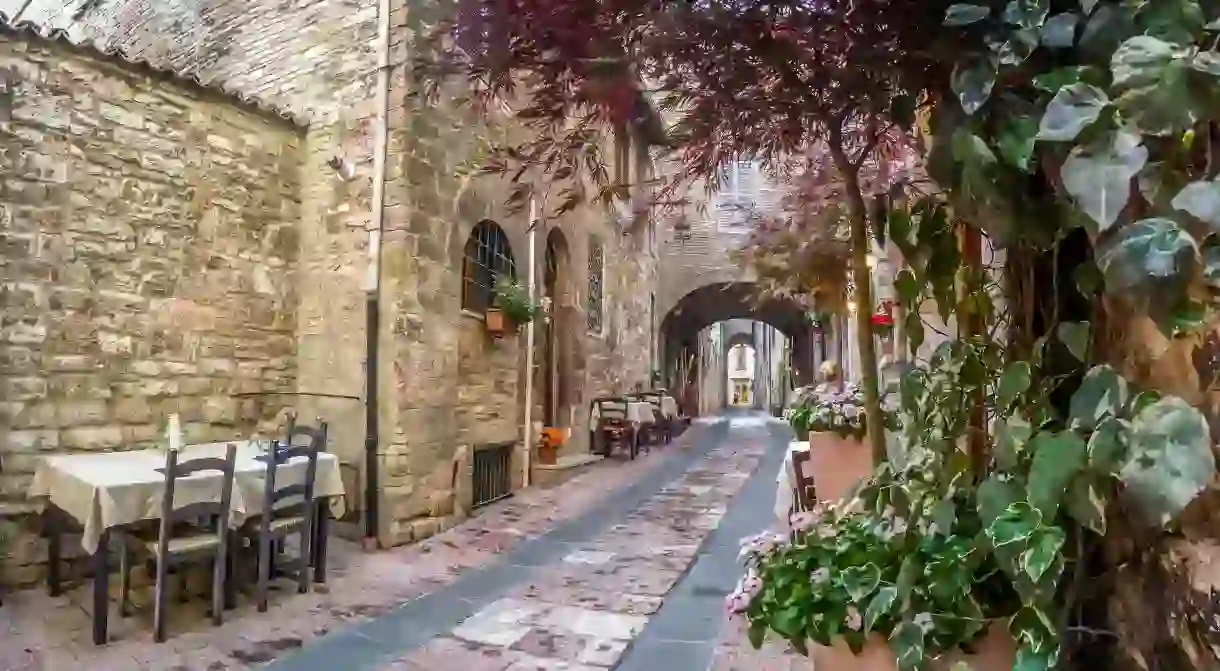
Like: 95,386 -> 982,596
1,0 -> 379,123
0,35 -> 303,502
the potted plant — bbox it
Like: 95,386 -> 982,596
538,426 -> 567,465
801,383 -> 878,501
786,404 -> 814,441
488,278 -> 542,336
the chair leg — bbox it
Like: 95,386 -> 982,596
297,527 -> 311,594
256,534 -> 272,613
118,538 -> 131,618
210,551 -> 225,627
153,557 -> 170,644
224,532 -> 239,610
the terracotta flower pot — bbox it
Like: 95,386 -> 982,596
807,431 -> 873,502
812,624 -> 1016,671
485,308 -> 506,335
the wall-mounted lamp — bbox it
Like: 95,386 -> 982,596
846,300 -> 858,313
865,254 -> 878,269
327,155 -> 357,182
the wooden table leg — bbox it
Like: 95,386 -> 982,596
312,501 -> 329,584
92,529 -> 110,645
45,507 -> 62,597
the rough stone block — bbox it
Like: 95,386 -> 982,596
60,426 -> 124,450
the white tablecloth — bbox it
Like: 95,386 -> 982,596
660,396 -> 678,419
774,441 -> 810,524
627,401 -> 657,424
29,440 -> 346,554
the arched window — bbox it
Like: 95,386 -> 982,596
462,220 -> 517,312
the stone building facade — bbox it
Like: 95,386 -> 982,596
0,0 -> 660,580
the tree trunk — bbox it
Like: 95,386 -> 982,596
843,175 -> 886,466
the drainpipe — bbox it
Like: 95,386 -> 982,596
521,198 -> 539,488
362,0 -> 392,548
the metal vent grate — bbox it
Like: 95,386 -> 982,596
472,441 -> 514,508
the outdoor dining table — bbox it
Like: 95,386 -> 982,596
659,396 -> 678,419
28,440 -> 346,644
626,401 -> 657,425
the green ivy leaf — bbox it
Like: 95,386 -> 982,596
1041,12 -> 1079,47
864,586 -> 898,633
1056,321 -> 1091,362
987,501 -> 1042,547
1171,180 -> 1220,229
1097,217 -> 1197,291
1033,65 -> 1100,92
1014,643 -> 1058,671
994,415 -> 1034,469
993,27 -> 1041,66
997,361 -> 1033,409
1074,261 -> 1103,297
905,311 -> 925,357
889,620 -> 927,671
842,563 -> 883,601
1114,61 -> 1198,136
1111,35 -> 1183,89
1021,526 -> 1066,582
1070,364 -> 1129,430
1027,431 -> 1087,519
998,115 -> 1040,171
894,269 -> 921,307
944,3 -> 992,25
952,59 -> 998,116
1010,606 -> 1059,658
978,474 -> 1022,528
1189,50 -> 1220,75
1159,296 -> 1207,337
1139,0 -> 1205,45
1036,83 -> 1109,142
1061,131 -> 1148,233
1080,0 -> 1097,14
1065,476 -> 1108,534
1004,0 -> 1050,28
747,620 -> 767,649
1081,4 -> 1137,58
1121,396 -> 1216,526
1088,416 -> 1129,473
1202,236 -> 1220,289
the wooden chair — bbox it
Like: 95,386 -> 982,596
791,449 -> 817,513
590,397 -> 636,459
118,443 -> 237,643
243,415 -> 326,612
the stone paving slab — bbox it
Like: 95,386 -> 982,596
384,415 -> 778,670
0,428 -> 705,670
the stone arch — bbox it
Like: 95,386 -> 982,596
661,281 -> 816,413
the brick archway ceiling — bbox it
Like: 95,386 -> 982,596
660,282 -> 810,343
724,332 -> 756,351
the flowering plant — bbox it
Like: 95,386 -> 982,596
805,383 -> 868,440
729,490 -> 1017,666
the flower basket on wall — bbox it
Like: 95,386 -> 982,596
485,307 -> 508,336
489,278 -> 542,337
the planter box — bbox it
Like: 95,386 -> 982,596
485,308 -> 507,335
807,431 -> 873,502
813,624 -> 1015,671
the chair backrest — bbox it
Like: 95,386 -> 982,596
591,397 -> 629,421
261,414 -> 326,523
156,443 -> 238,545
790,450 -> 816,512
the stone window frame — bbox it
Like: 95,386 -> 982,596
587,236 -> 605,335
462,220 -> 517,314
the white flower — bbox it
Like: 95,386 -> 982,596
845,605 -> 863,630
790,510 -> 821,532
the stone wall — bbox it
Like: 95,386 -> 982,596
0,32 -> 302,531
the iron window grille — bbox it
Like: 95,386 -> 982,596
462,220 -> 517,313
472,441 -> 514,508
587,238 -> 605,333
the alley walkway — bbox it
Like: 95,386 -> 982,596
1,411 -> 803,670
